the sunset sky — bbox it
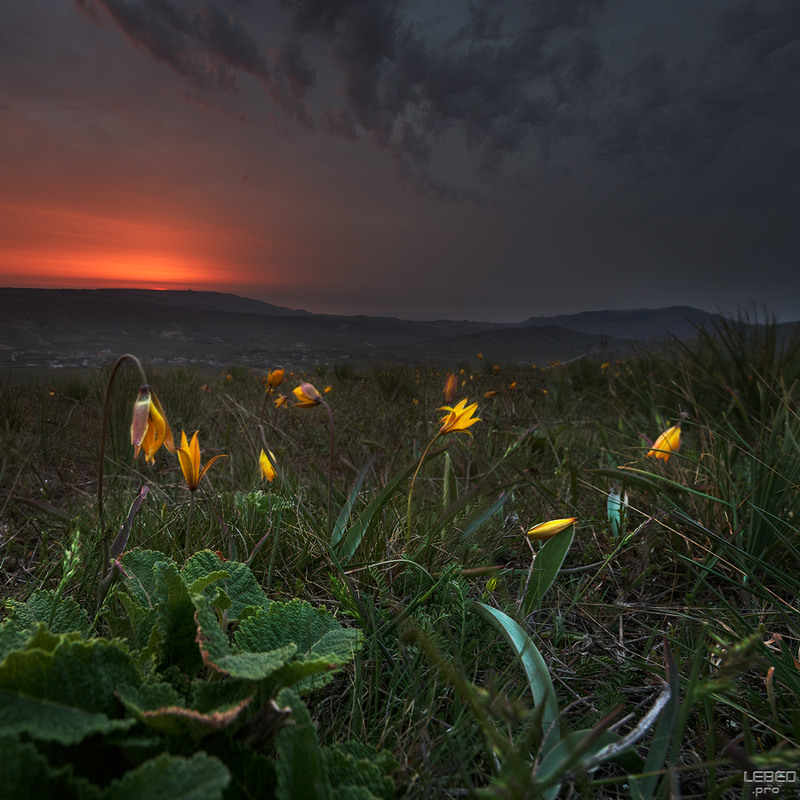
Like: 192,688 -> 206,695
2,0 -> 799,321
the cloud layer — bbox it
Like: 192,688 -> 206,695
71,0 -> 800,219
1,0 -> 797,320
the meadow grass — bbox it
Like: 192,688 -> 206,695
1,314 -> 799,798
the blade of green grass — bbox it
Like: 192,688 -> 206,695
472,601 -> 559,752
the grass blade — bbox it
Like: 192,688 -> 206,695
522,524 -> 574,616
473,601 -> 560,752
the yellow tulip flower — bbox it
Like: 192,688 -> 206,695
177,431 -> 226,492
292,382 -> 323,408
131,385 -> 175,465
647,423 -> 681,462
443,373 -> 458,403
259,448 -> 277,482
266,368 -> 285,388
438,398 -> 481,435
526,517 -> 577,541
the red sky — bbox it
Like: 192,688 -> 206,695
1,0 -> 798,321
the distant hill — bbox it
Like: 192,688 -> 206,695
523,306 -> 722,341
400,324 -> 631,364
26,288 -> 313,317
0,288 -> 724,374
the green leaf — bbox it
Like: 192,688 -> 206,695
104,592 -> 157,658
333,460 -> 419,565
331,460 -> 373,549
324,742 -> 397,800
0,630 -> 140,715
216,649 -> 299,682
194,595 -> 296,680
110,484 -> 150,561
0,630 -> 139,744
536,729 -> 642,800
236,599 -> 361,662
521,525 -> 574,615
460,492 -> 508,541
119,549 -> 172,608
191,677 -> 256,714
472,602 -> 559,751
3,589 -> 90,637
144,561 -> 203,675
0,736 -> 76,798
210,589 -> 232,611
192,594 -> 233,667
589,466 -> 728,505
0,691 -> 135,745
117,682 -> 253,741
630,643 -> 679,800
182,551 -> 271,620
235,600 -> 361,690
269,657 -> 340,692
0,623 -> 28,664
187,570 -> 230,596
606,485 -> 628,539
274,688 -> 331,800
103,752 -> 230,800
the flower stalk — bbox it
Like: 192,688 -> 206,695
406,398 -> 480,548
291,382 -> 336,538
177,430 -> 227,558
97,354 -> 153,595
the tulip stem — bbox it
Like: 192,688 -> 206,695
322,400 -> 335,540
185,491 -> 196,560
97,354 -> 148,580
406,432 -> 441,550
259,386 -> 273,428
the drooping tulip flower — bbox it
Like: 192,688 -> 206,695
130,385 -> 175,465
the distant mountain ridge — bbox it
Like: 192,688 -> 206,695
43,288 -> 314,318
523,306 -> 724,341
0,287 -> 727,374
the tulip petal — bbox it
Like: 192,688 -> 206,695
177,446 -> 198,490
647,424 -> 681,462
197,454 -> 227,485
130,385 -> 152,455
149,391 -> 175,452
260,449 -> 277,482
526,517 -> 577,541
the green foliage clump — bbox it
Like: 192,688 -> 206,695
0,550 -> 395,799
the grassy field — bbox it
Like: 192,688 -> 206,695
1,316 -> 798,798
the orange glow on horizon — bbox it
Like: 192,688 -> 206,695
0,202 -> 287,293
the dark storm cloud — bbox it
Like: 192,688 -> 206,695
588,0 -> 800,217
275,0 -> 607,195
73,0 -> 313,123
69,0 -> 800,212
74,0 -> 608,195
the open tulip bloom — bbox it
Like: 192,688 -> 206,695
177,431 -> 227,492
646,423 -> 681,462
131,385 -> 175,465
438,398 -> 481,436
407,398 -> 482,547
